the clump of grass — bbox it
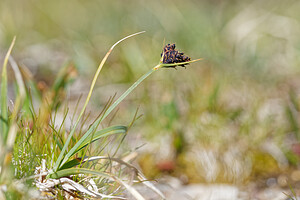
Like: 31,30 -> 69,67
0,33 -> 202,199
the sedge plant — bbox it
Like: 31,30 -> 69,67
47,32 -> 202,177
0,32 -> 202,199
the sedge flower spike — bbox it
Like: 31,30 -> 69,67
155,43 -> 203,70
161,43 -> 191,68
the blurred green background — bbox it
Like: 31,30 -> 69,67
1,0 -> 300,185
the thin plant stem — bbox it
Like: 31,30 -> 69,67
101,65 -> 159,121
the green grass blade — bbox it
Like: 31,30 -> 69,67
53,32 -> 145,172
1,37 -> 16,142
101,67 -> 156,121
76,125 -> 127,153
59,157 -> 83,170
65,125 -> 127,160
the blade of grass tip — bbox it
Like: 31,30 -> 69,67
159,38 -> 166,63
9,56 -> 26,120
1,36 -> 16,142
6,56 -> 26,148
53,31 -> 145,172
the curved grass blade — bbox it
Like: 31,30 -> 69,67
64,125 -> 127,162
59,157 -> 83,170
6,56 -> 26,147
1,37 -> 16,142
53,31 -> 145,172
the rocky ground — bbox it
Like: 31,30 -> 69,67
125,176 -> 294,200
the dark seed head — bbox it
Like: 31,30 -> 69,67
161,43 -> 191,68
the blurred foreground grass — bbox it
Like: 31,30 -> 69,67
1,0 -> 300,193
